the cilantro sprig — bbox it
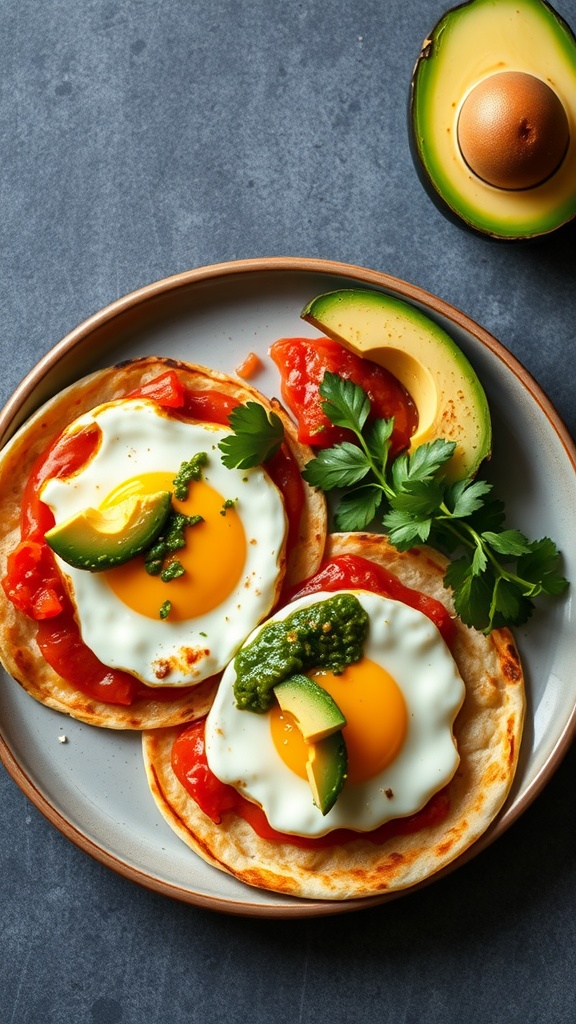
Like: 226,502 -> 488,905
219,402 -> 284,469
301,373 -> 568,633
216,374 -> 568,633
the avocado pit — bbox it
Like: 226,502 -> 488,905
457,71 -> 570,190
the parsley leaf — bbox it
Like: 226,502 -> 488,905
302,442 -> 372,491
302,371 -> 569,633
218,402 -> 284,469
335,486 -> 383,532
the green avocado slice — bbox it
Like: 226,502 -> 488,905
306,731 -> 348,816
273,673 -> 346,742
301,287 -> 491,481
45,490 -> 173,571
273,673 -> 348,814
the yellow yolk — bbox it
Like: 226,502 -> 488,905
101,471 -> 246,621
269,657 -> 408,784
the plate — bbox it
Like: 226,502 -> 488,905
1,256 -> 575,917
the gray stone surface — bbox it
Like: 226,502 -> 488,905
1,1 -> 575,1022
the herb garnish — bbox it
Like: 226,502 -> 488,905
220,497 -> 238,516
159,600 -> 172,620
145,512 -> 203,576
144,454 -> 206,581
173,452 -> 208,499
218,402 -> 284,469
219,371 -> 568,634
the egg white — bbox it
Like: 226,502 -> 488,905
205,590 -> 466,837
40,398 -> 287,687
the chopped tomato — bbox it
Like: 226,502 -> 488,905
179,388 -> 240,425
270,336 -> 418,455
127,369 -> 186,408
2,540 -> 66,619
171,719 -> 450,849
235,352 -> 263,380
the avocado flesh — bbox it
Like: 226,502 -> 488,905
306,731 -> 348,816
45,490 -> 173,571
273,673 -> 346,742
301,288 -> 492,482
410,0 -> 576,239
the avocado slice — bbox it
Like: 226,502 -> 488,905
409,0 -> 576,240
273,673 -> 346,742
306,731 -> 348,816
45,490 -> 173,571
301,288 -> 491,481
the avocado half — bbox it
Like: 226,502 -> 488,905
409,0 -> 576,240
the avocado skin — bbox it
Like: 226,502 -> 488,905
408,0 -> 576,241
45,491 -> 173,572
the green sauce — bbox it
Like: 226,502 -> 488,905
233,593 -> 369,713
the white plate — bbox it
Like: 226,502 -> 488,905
1,257 -> 574,917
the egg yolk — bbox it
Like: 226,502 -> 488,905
269,658 -> 408,784
101,471 -> 246,620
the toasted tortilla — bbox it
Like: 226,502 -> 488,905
0,356 -> 327,730
142,531 -> 525,900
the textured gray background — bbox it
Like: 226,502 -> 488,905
1,1 -> 575,1022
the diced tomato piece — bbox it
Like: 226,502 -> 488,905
235,352 -> 263,380
270,336 -> 418,455
1,540 -> 66,619
127,369 -> 186,408
179,388 -> 240,425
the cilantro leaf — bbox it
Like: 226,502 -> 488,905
516,537 -> 569,596
303,443 -> 372,491
335,486 -> 383,532
318,371 -> 371,435
382,508 -> 433,549
219,403 -> 285,469
391,438 -> 455,492
444,556 -> 496,630
365,417 -> 394,474
387,478 -> 445,519
481,529 -> 532,557
447,477 -> 493,518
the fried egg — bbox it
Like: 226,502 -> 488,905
205,590 -> 465,836
40,398 -> 287,687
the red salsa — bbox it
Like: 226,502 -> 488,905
270,336 -> 418,456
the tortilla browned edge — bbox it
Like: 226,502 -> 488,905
142,530 -> 525,901
0,356 -> 327,730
